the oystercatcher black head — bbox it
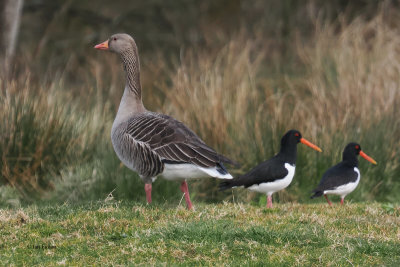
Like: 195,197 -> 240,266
219,129 -> 322,208
342,142 -> 377,166
280,130 -> 322,162
311,142 -> 377,206
280,129 -> 302,147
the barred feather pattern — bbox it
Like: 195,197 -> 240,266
111,111 -> 231,179
121,47 -> 141,98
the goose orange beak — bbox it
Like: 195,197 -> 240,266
360,151 -> 377,165
94,40 -> 109,50
300,138 -> 322,152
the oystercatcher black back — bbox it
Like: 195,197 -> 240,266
219,130 -> 322,208
311,143 -> 377,206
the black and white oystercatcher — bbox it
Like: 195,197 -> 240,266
94,33 -> 236,210
311,143 -> 377,206
219,130 -> 322,208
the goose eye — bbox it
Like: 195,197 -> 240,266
113,37 -> 117,41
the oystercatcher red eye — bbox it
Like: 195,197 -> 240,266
294,133 -> 299,137
355,145 -> 359,149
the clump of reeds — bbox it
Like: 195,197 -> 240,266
0,74 -> 108,201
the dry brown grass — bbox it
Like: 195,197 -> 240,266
297,13 -> 400,142
1,8 -> 400,203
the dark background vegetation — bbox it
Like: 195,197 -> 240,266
1,0 -> 399,206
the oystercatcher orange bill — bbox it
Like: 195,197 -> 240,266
94,40 -> 109,50
360,151 -> 377,165
300,138 -> 322,152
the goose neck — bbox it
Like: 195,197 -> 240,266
120,48 -> 142,99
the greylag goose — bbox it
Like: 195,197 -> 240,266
94,33 -> 235,210
311,143 -> 376,206
219,130 -> 322,208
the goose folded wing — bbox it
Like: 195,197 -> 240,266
125,113 -> 229,168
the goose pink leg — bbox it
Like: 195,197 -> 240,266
324,194 -> 332,206
145,184 -> 152,204
340,198 -> 344,205
180,181 -> 193,210
266,195 -> 273,208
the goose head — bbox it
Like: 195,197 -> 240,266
94,33 -> 137,54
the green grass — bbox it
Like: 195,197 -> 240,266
1,202 -> 399,265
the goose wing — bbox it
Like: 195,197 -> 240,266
124,112 -> 234,169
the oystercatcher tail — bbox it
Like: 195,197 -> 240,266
311,142 -> 377,206
219,130 -> 322,208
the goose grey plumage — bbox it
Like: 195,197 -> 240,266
94,33 -> 235,209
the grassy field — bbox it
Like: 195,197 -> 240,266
0,202 -> 399,265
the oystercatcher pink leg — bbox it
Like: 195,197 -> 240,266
266,195 -> 273,208
180,181 -> 193,210
324,194 -> 332,206
144,184 -> 152,204
340,198 -> 344,205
